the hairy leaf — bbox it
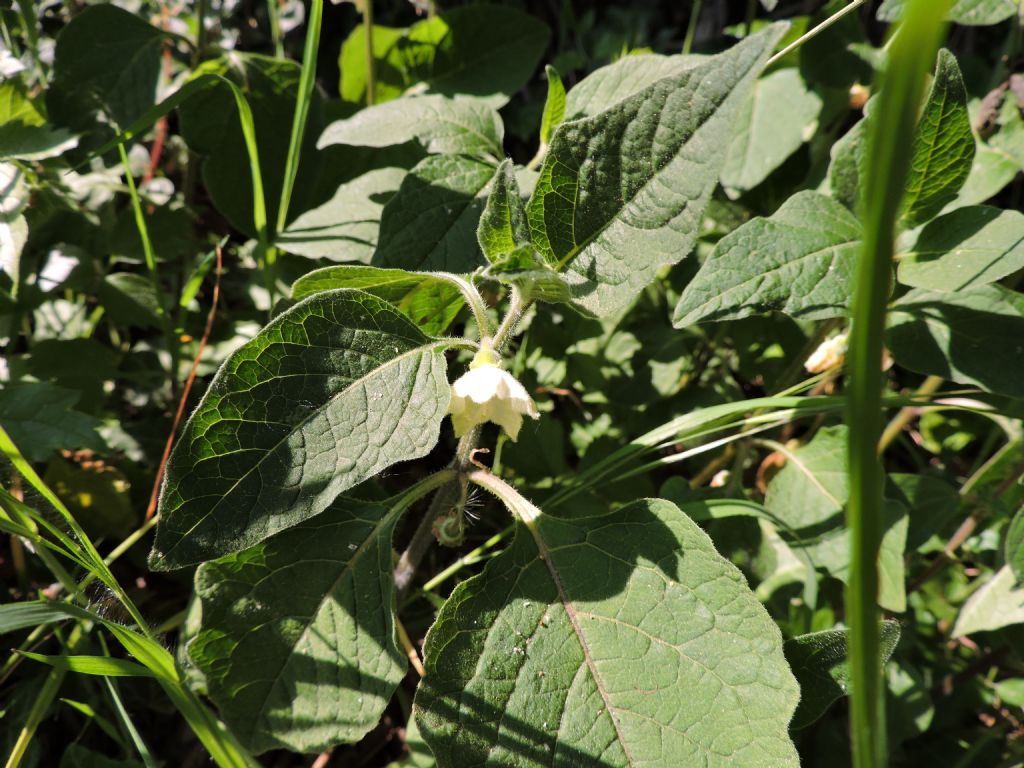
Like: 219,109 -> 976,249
877,0 -> 1018,25
674,192 -> 860,326
897,206 -> 1024,291
150,290 -> 456,569
291,265 -> 463,336
1006,506 -> 1024,584
373,154 -> 496,272
764,426 -> 908,612
721,68 -> 822,193
953,566 -> 1024,637
0,382 -> 104,462
563,55 -> 702,121
416,498 -> 800,767
318,95 -> 503,158
190,490 -> 435,752
526,26 -> 785,315
277,168 -> 405,263
477,159 -> 530,263
539,66 -> 567,146
887,285 -> 1024,398
785,621 -> 902,729
902,49 -> 974,227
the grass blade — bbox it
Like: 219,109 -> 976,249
846,2 -> 949,766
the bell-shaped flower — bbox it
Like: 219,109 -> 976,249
448,352 -> 539,441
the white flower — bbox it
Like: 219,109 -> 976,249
805,333 -> 849,374
448,358 -> 539,441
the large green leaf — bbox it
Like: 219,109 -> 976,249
150,289 -> 458,569
720,67 -> 823,194
563,55 -> 702,121
0,382 -> 104,462
674,192 -> 860,326
291,265 -> 464,336
46,5 -> 163,140
785,621 -> 902,729
953,566 -> 1024,637
877,0 -> 1018,25
277,168 -> 406,263
764,426 -> 909,612
372,155 -> 496,273
415,498 -> 800,767
338,6 -> 549,108
190,487 -> 439,753
318,95 -> 503,158
1005,506 -> 1024,584
896,206 -> 1024,291
526,25 -> 784,315
901,49 -> 974,227
887,285 -> 1024,398
0,122 -> 78,161
477,159 -> 530,263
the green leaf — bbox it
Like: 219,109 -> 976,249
46,5 -> 164,139
18,652 -> 156,679
415,498 -> 800,767
538,65 -> 566,146
387,718 -> 435,767
477,159 -> 529,263
277,168 -> 405,263
887,473 -> 961,552
829,113 -> 867,211
673,192 -> 861,326
764,426 -> 909,612
0,601 -> 88,635
0,382 -> 104,462
563,54 -> 703,121
190,488 -> 439,753
291,265 -> 463,336
150,289 -> 457,569
720,67 -> 823,194
1005,506 -> 1024,584
98,272 -> 163,329
896,206 -> 1024,291
61,744 -> 143,768
372,154 -> 496,273
526,25 -> 785,315
901,49 -> 974,227
0,122 -> 78,161
784,621 -> 902,730
887,285 -> 1024,398
953,566 -> 1024,636
318,95 -> 503,158
877,0 -> 1018,25
339,6 -> 549,108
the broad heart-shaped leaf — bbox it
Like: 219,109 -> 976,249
896,206 -> 1024,291
415,498 -> 800,767
953,566 -> 1024,637
277,168 -> 405,263
189,488 -> 437,753
338,6 -> 549,108
877,0 -> 1018,26
150,289 -> 456,569
45,5 -> 163,145
526,25 -> 785,316
673,192 -> 861,326
372,155 -> 497,273
318,95 -> 503,159
720,67 -> 823,194
887,285 -> 1024,398
1005,506 -> 1024,585
563,55 -> 703,121
291,265 -> 464,336
785,621 -> 902,730
901,49 -> 974,228
764,426 -> 909,612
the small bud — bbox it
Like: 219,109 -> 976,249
805,333 -> 848,374
849,83 -> 869,111
448,351 -> 539,440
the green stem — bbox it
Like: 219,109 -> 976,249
266,0 -> 283,57
492,286 -> 529,351
845,3 -> 947,766
438,273 -> 492,338
276,0 -> 323,235
683,0 -> 703,54
362,0 -> 376,105
744,0 -> 757,37
117,143 -> 178,386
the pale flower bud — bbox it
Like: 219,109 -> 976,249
448,350 -> 539,441
805,333 -> 848,374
